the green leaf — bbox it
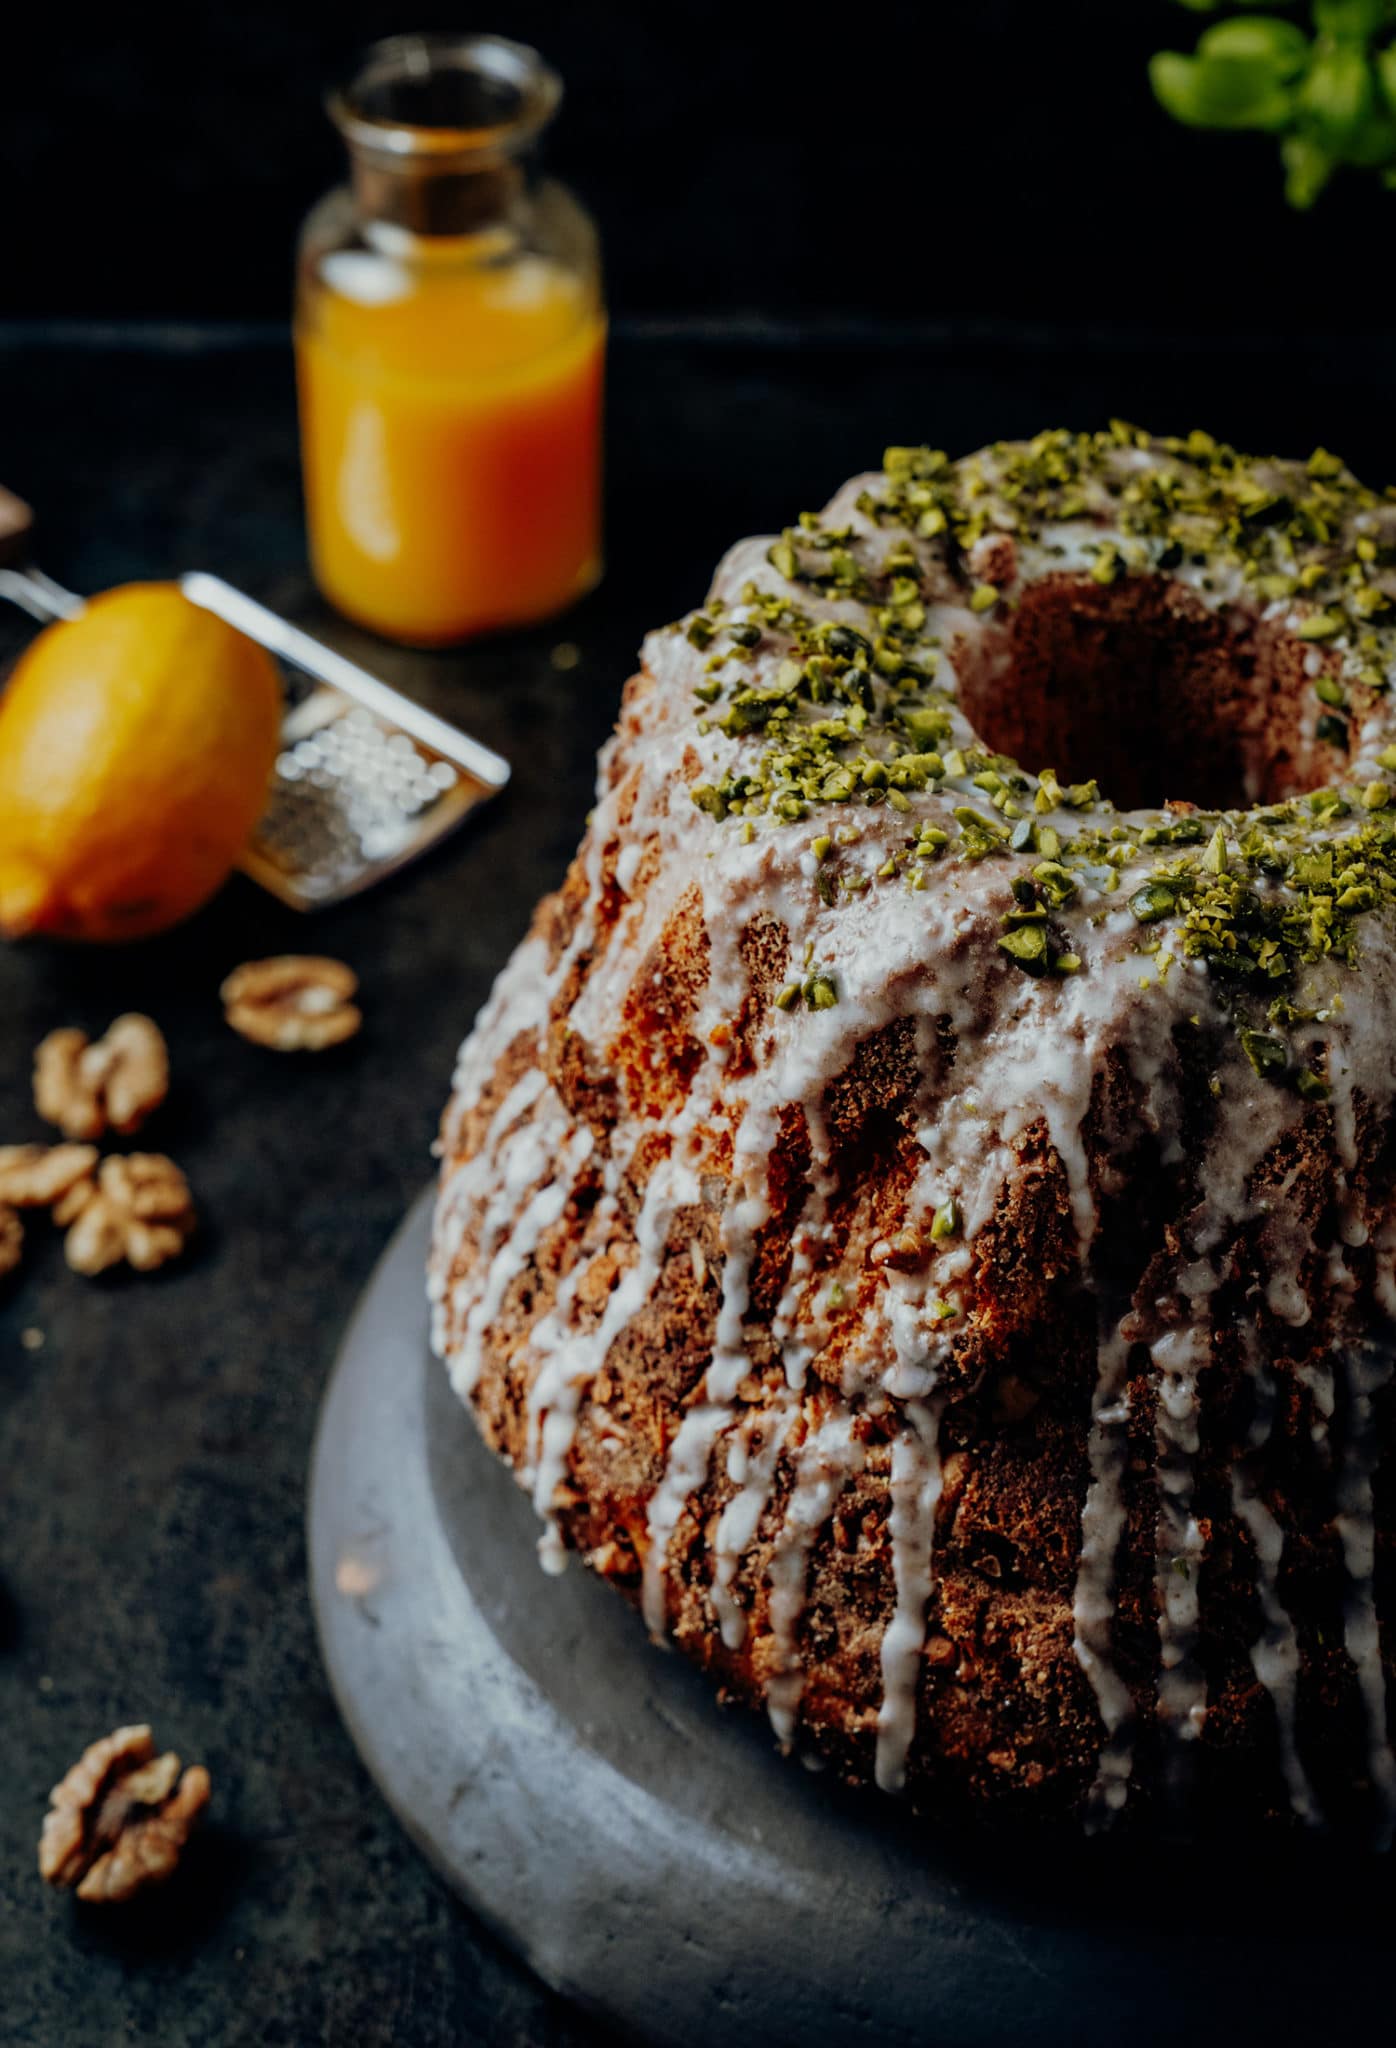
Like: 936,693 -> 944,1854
1313,1 -> 1396,39
1283,129 -> 1337,201
1150,48 -> 1296,129
1299,42 -> 1377,151
1342,101 -> 1396,164
1376,39 -> 1396,117
1198,16 -> 1311,72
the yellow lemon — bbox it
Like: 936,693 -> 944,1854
0,583 -> 282,942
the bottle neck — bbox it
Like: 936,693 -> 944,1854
330,33 -> 559,250
347,148 -> 529,243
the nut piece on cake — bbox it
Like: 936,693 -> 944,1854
221,955 -> 361,1051
34,1015 -> 170,1140
39,1724 -> 211,1904
61,1154 -> 196,1276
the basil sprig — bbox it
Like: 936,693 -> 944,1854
1150,2 -> 1396,205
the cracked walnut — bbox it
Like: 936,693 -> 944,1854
61,1154 -> 196,1276
39,1725 -> 210,1904
34,1015 -> 169,1141
221,956 -> 361,1050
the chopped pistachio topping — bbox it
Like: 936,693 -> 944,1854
675,426 -> 1396,1074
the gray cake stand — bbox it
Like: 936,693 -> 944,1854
309,1191 -> 1390,2047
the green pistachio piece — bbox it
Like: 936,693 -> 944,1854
1296,610 -> 1346,641
1129,880 -> 1177,923
1033,859 -> 1079,906
997,924 -> 1050,974
1201,825 -> 1229,874
1240,1027 -> 1288,1080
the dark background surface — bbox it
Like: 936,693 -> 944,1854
3,317 -> 1396,2044
4,0 -> 1394,332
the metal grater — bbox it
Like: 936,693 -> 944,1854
181,577 -> 509,907
0,486 -> 509,910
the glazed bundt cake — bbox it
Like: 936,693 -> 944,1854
430,426 -> 1396,1837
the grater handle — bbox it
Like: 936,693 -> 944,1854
0,485 -> 87,624
181,573 -> 510,792
0,563 -> 86,626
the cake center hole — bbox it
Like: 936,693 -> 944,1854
953,576 -> 1350,814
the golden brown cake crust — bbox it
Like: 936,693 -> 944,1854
431,430 -> 1396,1837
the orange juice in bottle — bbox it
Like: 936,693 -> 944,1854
295,35 -> 604,646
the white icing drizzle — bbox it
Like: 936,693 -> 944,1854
765,1408 -> 864,1745
1229,1321 -> 1321,1826
429,438 -> 1396,1829
1073,1322 -> 1137,1825
1334,1337 -> 1396,1847
533,1149 -> 698,1574
1152,1262 -> 1214,1761
875,1398 -> 944,1793
1314,1039 -> 1396,1843
451,1116 -> 590,1402
640,1400 -> 733,1636
712,1398 -> 794,1650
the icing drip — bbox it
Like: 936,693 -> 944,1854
875,1398 -> 944,1794
439,1086 -> 572,1399
1229,1324 -> 1321,1826
1316,1071 -> 1396,1843
453,1120 -> 591,1402
1073,1322 -> 1137,1825
1333,1338 -> 1396,1847
641,1401 -> 734,1637
712,1399 -> 794,1651
765,1410 -> 864,1745
430,433 -> 1396,1830
428,1060 -> 550,1356
533,1150 -> 698,1574
1152,1266 -> 1214,1764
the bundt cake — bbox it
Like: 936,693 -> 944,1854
429,426 -> 1396,1837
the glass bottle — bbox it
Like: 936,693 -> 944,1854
295,33 -> 605,647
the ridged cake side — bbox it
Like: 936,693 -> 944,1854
430,430 -> 1396,1834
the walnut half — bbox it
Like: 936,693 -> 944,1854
0,1143 -> 99,1209
221,956 -> 361,1051
39,1724 -> 210,1904
34,1015 -> 170,1141
62,1154 -> 196,1276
